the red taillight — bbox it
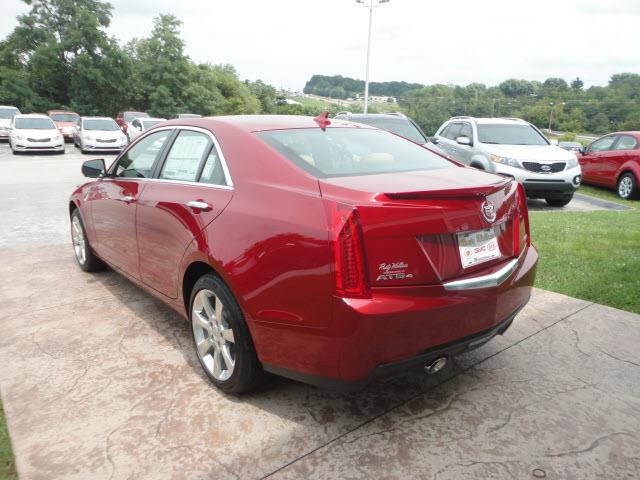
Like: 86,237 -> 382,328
330,204 -> 369,298
516,182 -> 531,247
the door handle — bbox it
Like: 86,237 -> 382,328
186,200 -> 212,212
118,195 -> 136,203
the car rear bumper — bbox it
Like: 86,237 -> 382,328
259,244 -> 538,390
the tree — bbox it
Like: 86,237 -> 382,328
571,77 -> 584,90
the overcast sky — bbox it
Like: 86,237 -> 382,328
2,0 -> 639,91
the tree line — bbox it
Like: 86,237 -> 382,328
304,73 -> 640,135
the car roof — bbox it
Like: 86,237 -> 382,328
450,117 -> 529,125
48,110 -> 78,114
159,115 -> 375,133
82,116 -> 116,121
139,117 -> 166,121
15,113 -> 50,119
0,105 -> 19,109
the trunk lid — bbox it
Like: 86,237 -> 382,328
319,167 -> 523,287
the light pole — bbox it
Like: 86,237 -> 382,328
356,0 -> 389,114
548,101 -> 566,132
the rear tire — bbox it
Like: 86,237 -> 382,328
71,209 -> 106,272
189,274 -> 268,394
617,173 -> 638,200
545,193 -> 573,207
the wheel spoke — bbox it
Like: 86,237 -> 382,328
193,311 -> 211,333
221,328 -> 235,343
196,338 -> 211,357
212,348 -> 223,378
202,294 -> 216,321
215,297 -> 224,324
221,345 -> 234,371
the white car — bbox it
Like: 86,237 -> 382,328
127,117 -> 166,141
0,105 -> 20,140
433,117 -> 582,207
9,114 -> 65,154
75,117 -> 128,153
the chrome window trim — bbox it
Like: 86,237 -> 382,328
111,124 -> 234,187
442,253 -> 523,291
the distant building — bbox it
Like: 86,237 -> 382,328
355,94 -> 397,104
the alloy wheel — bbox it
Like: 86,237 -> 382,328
71,215 -> 86,265
618,176 -> 632,199
191,289 -> 236,381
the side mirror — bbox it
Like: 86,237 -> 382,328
579,147 -> 586,155
456,136 -> 472,146
430,136 -> 439,144
82,159 -> 106,178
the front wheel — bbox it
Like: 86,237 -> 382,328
71,209 -> 105,272
190,274 -> 268,394
617,173 -> 638,200
545,193 -> 573,207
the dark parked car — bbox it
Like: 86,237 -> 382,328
333,112 -> 429,145
558,141 -> 583,154
69,114 -> 537,393
579,132 -> 640,199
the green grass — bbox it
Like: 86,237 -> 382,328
0,400 -> 17,480
531,185 -> 639,313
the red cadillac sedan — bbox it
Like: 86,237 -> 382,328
69,114 -> 538,393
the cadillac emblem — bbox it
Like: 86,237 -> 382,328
481,200 -> 497,223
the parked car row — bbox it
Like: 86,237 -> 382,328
335,111 -> 639,202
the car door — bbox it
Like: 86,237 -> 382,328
88,129 -> 172,277
453,122 -> 474,164
580,135 -> 617,185
136,128 -> 234,298
608,134 -> 639,188
435,123 -> 462,158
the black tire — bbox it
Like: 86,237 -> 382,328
617,173 -> 639,200
70,209 -> 106,272
545,193 -> 573,207
189,274 -> 268,394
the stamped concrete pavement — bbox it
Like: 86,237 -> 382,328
0,146 -> 639,479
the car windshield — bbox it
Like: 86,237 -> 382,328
142,120 -> 162,129
0,108 -> 19,119
50,113 -> 79,122
124,112 -> 149,122
84,119 -> 119,131
257,128 -> 453,178
15,117 -> 55,129
478,124 -> 548,145
350,117 -> 428,144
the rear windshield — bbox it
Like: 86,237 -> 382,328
124,112 -> 149,122
478,124 -> 548,146
0,108 -> 19,119
257,128 -> 453,178
84,119 -> 119,131
15,117 -> 55,129
350,117 -> 428,144
50,113 -> 79,122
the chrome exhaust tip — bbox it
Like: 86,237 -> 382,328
425,356 -> 447,375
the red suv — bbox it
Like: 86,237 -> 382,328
579,132 -> 640,199
69,115 -> 538,393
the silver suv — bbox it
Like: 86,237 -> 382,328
333,112 -> 429,145
432,117 -> 582,207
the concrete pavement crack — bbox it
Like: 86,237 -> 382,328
545,432 -> 636,458
258,301 -> 596,479
598,348 -> 640,368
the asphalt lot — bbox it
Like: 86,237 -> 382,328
0,144 -> 639,479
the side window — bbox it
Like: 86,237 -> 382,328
199,146 -> 227,186
460,123 -> 473,140
444,123 -> 462,140
132,120 -> 140,129
589,136 -> 616,152
439,124 -> 451,138
614,135 -> 638,151
115,130 -> 171,178
160,130 -> 211,182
